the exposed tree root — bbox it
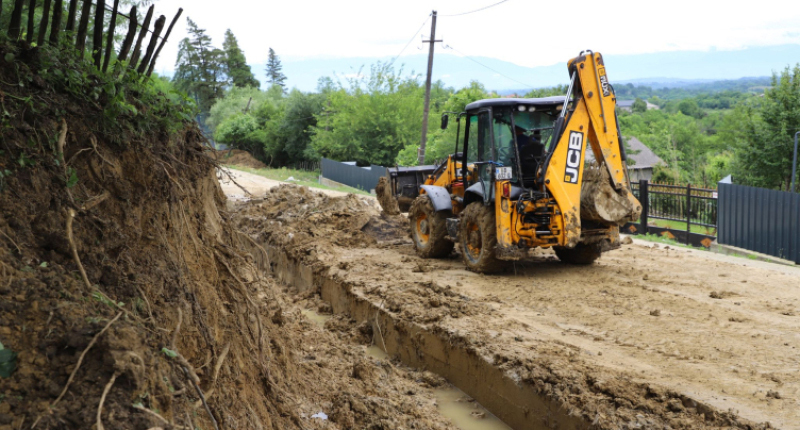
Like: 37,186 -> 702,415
31,312 -> 123,428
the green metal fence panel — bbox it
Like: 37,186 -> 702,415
320,158 -> 385,193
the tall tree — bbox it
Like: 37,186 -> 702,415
173,18 -> 226,114
265,47 -> 286,90
222,29 -> 259,88
729,64 -> 800,190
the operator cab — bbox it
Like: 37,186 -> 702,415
444,97 -> 566,199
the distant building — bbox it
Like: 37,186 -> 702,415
617,100 -> 660,112
584,136 -> 664,182
625,137 -> 664,182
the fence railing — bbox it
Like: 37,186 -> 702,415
718,181 -> 800,264
2,0 -> 181,77
626,180 -> 718,247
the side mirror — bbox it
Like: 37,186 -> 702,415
440,114 -> 449,130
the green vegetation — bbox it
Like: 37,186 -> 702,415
167,19 -> 798,194
265,47 -> 287,90
648,219 -> 716,235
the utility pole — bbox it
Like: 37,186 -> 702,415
419,10 -> 441,165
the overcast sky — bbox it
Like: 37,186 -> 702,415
151,0 -> 800,73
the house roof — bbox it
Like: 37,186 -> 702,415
625,137 -> 663,168
583,136 -> 664,169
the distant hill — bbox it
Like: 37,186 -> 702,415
258,44 -> 800,93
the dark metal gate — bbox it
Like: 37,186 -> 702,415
624,180 -> 718,248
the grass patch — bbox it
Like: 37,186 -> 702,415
648,218 -> 716,235
227,166 -> 372,196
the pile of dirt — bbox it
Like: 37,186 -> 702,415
0,41 -> 451,430
214,149 -> 268,169
236,184 -> 408,259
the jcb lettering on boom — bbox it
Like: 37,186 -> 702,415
599,67 -> 610,97
564,131 -> 584,184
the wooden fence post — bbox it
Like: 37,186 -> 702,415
75,0 -> 92,56
145,8 -> 182,77
128,4 -> 153,68
37,0 -> 52,46
49,0 -> 63,44
65,0 -> 77,33
91,0 -> 104,67
136,14 -> 163,74
8,0 -> 26,40
101,0 -> 119,72
115,5 -> 136,62
25,0 -> 36,43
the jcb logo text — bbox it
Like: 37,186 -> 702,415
564,131 -> 584,184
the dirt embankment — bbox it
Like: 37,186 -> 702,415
213,149 -> 267,169
0,41 -> 456,430
234,183 -> 795,429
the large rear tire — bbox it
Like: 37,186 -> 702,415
458,203 -> 505,273
554,242 -> 602,265
409,196 -> 454,258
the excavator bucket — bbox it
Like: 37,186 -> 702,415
581,166 -> 642,225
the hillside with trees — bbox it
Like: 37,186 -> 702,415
166,18 -> 799,192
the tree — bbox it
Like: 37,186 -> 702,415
309,63 -> 424,166
173,18 -> 226,114
632,98 -> 647,113
729,64 -> 800,190
222,29 -> 260,88
265,47 -> 287,90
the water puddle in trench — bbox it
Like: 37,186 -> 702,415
365,344 -> 510,430
301,309 -> 331,327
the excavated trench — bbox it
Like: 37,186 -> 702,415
229,184 -> 780,429
244,241 -> 588,430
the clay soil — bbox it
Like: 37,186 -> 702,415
0,41 -> 458,430
233,182 -> 800,429
214,149 -> 268,169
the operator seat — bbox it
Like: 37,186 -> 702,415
519,138 -> 544,188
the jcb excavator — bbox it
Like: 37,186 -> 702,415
383,50 -> 641,272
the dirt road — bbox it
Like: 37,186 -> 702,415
229,175 -> 800,428
218,167 -> 355,202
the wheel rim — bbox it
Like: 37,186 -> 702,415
415,213 -> 430,245
464,221 -> 482,261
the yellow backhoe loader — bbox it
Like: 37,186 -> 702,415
383,51 -> 641,272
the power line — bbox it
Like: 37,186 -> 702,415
440,0 -> 511,17
388,15 -> 430,67
444,44 -> 536,90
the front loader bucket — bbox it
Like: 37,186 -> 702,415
384,165 -> 436,212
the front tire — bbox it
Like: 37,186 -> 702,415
409,196 -> 454,258
458,203 -> 505,273
554,242 -> 602,265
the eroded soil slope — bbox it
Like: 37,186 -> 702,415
236,183 -> 799,429
0,41 -> 456,430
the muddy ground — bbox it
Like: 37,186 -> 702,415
230,180 -> 800,429
0,41 -> 461,430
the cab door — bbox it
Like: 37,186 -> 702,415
466,110 -> 494,204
